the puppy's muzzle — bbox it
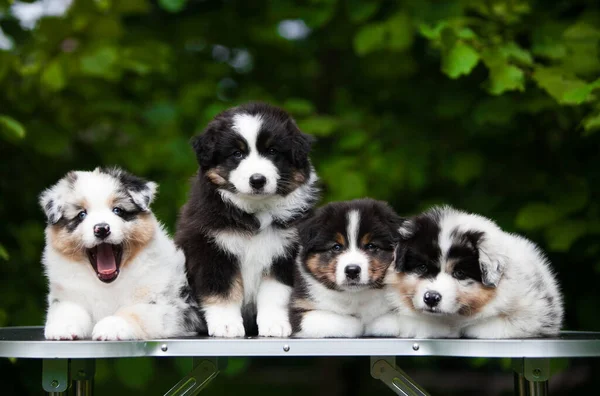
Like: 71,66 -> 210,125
249,173 -> 267,190
344,264 -> 361,280
423,291 -> 442,307
94,223 -> 111,239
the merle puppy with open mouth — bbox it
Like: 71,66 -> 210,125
40,167 -> 201,340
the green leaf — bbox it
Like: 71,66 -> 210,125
562,78 -> 600,105
500,42 -> 533,66
515,203 -> 560,230
386,13 -> 414,51
418,21 -> 448,40
441,41 -> 480,79
487,64 -> 525,95
0,244 -> 8,260
297,116 -> 338,136
80,46 -> 119,78
0,115 -> 26,140
348,1 -> 379,23
533,67 -> 590,105
353,23 -> 386,55
582,112 -> 600,136
448,153 -> 483,185
283,99 -> 315,117
545,221 -> 588,252
41,59 -> 66,92
158,0 -> 187,13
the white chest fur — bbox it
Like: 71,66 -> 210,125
213,225 -> 297,302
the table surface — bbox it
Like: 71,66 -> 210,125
1,327 -> 599,359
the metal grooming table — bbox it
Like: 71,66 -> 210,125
1,327 -> 599,396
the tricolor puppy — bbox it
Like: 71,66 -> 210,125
290,199 -> 403,338
386,206 -> 564,338
175,102 -> 318,338
40,168 -> 201,341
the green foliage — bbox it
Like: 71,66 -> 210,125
1,0 -> 600,394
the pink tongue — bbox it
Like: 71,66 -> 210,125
96,244 -> 117,274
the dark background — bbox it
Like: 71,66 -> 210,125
1,0 -> 599,394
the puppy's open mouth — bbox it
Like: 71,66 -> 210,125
86,243 -> 123,283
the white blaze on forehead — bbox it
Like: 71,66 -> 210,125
335,210 -> 370,285
232,113 -> 263,148
229,112 -> 280,195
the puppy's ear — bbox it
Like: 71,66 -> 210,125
128,181 -> 157,212
39,172 -> 77,224
104,167 -> 157,211
470,231 -> 507,288
287,119 -> 315,167
191,132 -> 215,169
39,186 -> 63,224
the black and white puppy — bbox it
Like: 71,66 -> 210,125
176,102 -> 319,338
290,199 -> 403,338
40,167 -> 201,340
385,206 -> 564,338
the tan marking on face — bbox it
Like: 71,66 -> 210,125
305,253 -> 337,285
291,298 -> 314,312
48,226 -> 87,262
368,256 -> 391,284
121,212 -> 155,268
361,233 -> 372,246
388,272 -> 419,312
206,168 -> 228,186
236,140 -> 247,152
457,285 -> 497,316
334,233 -> 345,246
292,170 -> 306,185
202,273 -> 244,305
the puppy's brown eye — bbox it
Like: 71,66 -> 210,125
331,243 -> 343,252
365,243 -> 378,251
232,151 -> 243,159
453,270 -> 466,280
267,147 -> 277,155
416,264 -> 427,274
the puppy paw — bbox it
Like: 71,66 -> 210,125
257,311 -> 292,338
45,322 -> 90,340
92,316 -> 137,341
207,319 -> 245,338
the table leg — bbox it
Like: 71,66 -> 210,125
71,359 -> 96,396
164,357 -> 223,396
370,356 -> 430,396
42,359 -> 69,395
513,358 -> 551,396
513,372 -> 527,396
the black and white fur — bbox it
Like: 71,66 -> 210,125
385,206 -> 564,338
40,167 -> 201,340
290,199 -> 403,338
175,102 -> 319,338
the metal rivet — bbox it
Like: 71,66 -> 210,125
78,370 -> 86,378
161,344 -> 168,352
533,368 -> 541,378
283,344 -> 290,352
412,343 -> 420,351
50,380 -> 59,388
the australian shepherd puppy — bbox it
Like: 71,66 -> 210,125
385,206 -> 564,338
290,199 -> 403,338
40,167 -> 201,340
175,102 -> 319,338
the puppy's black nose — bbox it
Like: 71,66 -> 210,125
249,174 -> 267,189
423,291 -> 442,307
94,223 -> 111,239
344,265 -> 361,280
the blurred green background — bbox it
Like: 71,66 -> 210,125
1,0 -> 600,394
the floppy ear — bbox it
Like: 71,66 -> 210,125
287,119 -> 315,167
128,181 -> 157,212
39,185 -> 63,224
39,171 -> 77,224
473,232 -> 507,287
